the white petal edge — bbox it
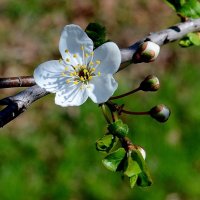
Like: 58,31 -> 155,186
59,24 -> 93,66
55,84 -> 89,107
92,42 -> 121,75
87,74 -> 118,103
33,60 -> 72,93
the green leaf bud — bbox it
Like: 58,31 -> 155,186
133,41 -> 160,63
108,120 -> 129,138
139,75 -> 160,92
137,146 -> 146,160
130,175 -> 138,188
150,104 -> 171,123
102,148 -> 126,172
96,134 -> 116,152
137,171 -> 153,187
124,150 -> 142,177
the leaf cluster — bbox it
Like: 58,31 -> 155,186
96,120 -> 152,188
165,0 -> 200,47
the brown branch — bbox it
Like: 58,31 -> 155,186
1,18 -> 200,127
0,85 -> 49,127
0,76 -> 35,88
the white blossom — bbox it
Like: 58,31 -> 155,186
34,24 -> 121,107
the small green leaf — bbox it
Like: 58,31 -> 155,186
85,23 -> 107,48
102,148 -> 126,172
179,36 -> 193,47
178,0 -> 200,18
108,120 -> 129,138
96,134 -> 116,152
165,0 -> 200,18
124,155 -> 142,177
179,32 -> 200,47
130,175 -> 138,188
131,149 -> 153,187
188,32 -> 200,46
137,171 -> 153,187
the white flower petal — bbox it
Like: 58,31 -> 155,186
87,75 -> 118,103
55,84 -> 88,107
59,24 -> 93,65
92,42 -> 121,75
34,60 -> 73,93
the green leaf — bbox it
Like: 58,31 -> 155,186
165,0 -> 200,18
130,149 -> 153,187
137,171 -> 153,187
124,155 -> 142,177
130,175 -> 138,188
179,32 -> 200,47
85,23 -> 107,48
178,0 -> 200,18
188,32 -> 200,45
102,148 -> 126,172
179,36 -> 194,47
108,120 -> 129,138
96,134 -> 116,152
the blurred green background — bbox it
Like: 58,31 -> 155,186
0,0 -> 200,199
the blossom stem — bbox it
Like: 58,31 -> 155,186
100,104 -> 111,124
120,109 -> 150,115
0,76 -> 35,88
109,87 -> 140,100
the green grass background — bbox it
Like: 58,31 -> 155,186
0,0 -> 200,199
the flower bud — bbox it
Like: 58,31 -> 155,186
127,145 -> 146,160
149,104 -> 170,123
137,146 -> 146,160
133,41 -> 160,63
139,75 -> 160,92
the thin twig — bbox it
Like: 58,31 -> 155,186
0,76 -> 35,88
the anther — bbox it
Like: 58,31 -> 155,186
61,72 -> 66,77
96,60 -> 101,64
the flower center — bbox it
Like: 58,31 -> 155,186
61,46 -> 101,86
78,67 -> 94,82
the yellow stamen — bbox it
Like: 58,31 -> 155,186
96,60 -> 101,65
61,72 -> 66,77
70,72 -> 75,76
81,65 -> 86,69
81,45 -> 84,50
90,52 -> 94,56
83,69 -> 88,74
80,76 -> 85,82
89,61 -> 94,66
88,76 -> 92,81
91,68 -> 95,72
65,67 -> 68,71
65,49 -> 69,53
85,53 -> 89,58
74,81 -> 79,85
66,79 -> 71,83
98,71 -> 101,76
66,58 -> 70,62
73,54 -> 77,58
